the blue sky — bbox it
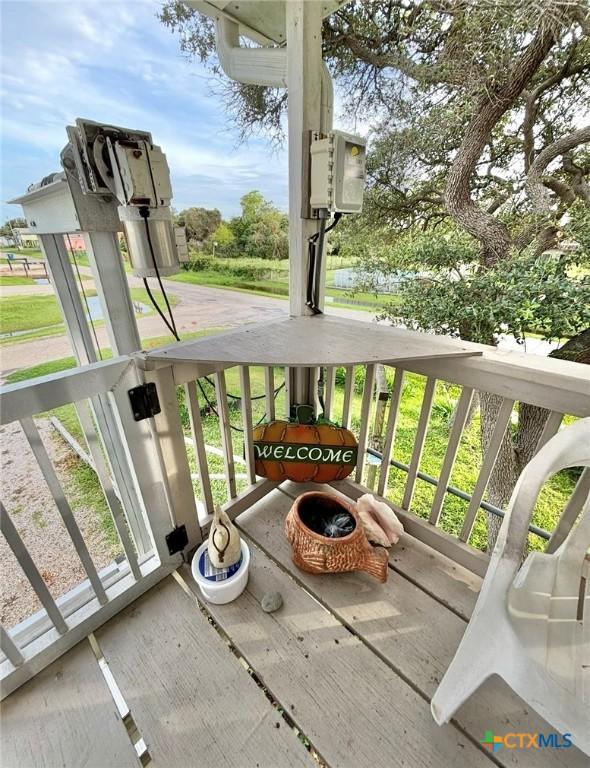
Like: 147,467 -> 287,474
0,0 -> 290,223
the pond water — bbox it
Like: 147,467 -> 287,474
330,267 -> 417,294
33,278 -> 50,285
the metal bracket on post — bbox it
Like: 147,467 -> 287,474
128,382 -> 161,421
165,525 -> 188,556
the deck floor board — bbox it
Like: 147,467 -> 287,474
0,639 -> 137,768
236,484 -> 588,768
178,552 -> 485,768
3,485 -> 587,768
95,577 -> 312,768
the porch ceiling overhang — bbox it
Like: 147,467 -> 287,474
184,0 -> 346,44
145,315 -> 484,368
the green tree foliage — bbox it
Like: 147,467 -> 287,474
0,218 -> 26,236
161,0 -> 590,543
176,207 -> 221,245
228,190 -> 288,260
208,221 -> 235,255
352,224 -> 590,346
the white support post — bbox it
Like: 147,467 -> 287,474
286,0 -> 325,410
39,233 -> 152,556
83,231 -> 141,355
39,234 -> 97,364
144,365 -> 202,550
286,0 -> 323,317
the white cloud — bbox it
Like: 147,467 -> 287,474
1,0 -> 290,220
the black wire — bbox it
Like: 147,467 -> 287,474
306,212 -> 342,314
197,378 -> 285,433
68,234 -> 103,360
323,213 -> 342,237
137,207 -> 286,431
203,374 -> 269,401
141,211 -> 179,340
306,236 -> 319,313
143,277 -> 179,340
317,368 -> 326,414
313,216 -> 327,312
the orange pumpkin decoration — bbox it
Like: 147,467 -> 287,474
252,420 -> 358,483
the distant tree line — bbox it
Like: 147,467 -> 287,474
0,218 -> 27,237
175,190 -> 288,260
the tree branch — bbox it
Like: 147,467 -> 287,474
445,22 -> 558,264
522,50 -> 589,171
542,177 -> 576,205
527,125 -> 590,211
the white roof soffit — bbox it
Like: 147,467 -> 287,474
184,1 -> 347,45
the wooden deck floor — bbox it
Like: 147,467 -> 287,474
2,484 -> 587,768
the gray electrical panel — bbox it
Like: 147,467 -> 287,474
310,130 -> 366,214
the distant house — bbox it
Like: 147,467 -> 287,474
10,229 -> 86,252
64,234 -> 85,251
12,228 -> 39,248
0,235 -> 15,247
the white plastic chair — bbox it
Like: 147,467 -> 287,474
431,417 -> 590,755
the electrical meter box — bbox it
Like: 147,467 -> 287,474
113,142 -> 173,207
310,130 -> 366,214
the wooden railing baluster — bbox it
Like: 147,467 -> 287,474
75,402 -> 141,580
534,411 -> 563,455
546,467 -> 590,553
0,625 -> 23,667
264,367 -> 275,422
460,397 -> 515,542
283,367 -> 291,419
185,381 -> 215,519
429,387 -> 474,526
214,370 -> 237,499
402,377 -> 436,511
355,364 -> 376,483
323,367 -> 336,420
20,417 -> 108,605
377,368 -> 405,497
0,501 -> 68,635
341,365 -> 355,429
240,366 -> 256,485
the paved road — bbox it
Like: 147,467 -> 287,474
0,277 -> 376,374
0,266 -> 559,375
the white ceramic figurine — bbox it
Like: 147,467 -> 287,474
208,506 -> 242,568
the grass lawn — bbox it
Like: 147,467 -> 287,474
0,285 -> 178,344
0,275 -> 35,286
170,268 -> 391,312
179,367 -> 572,554
7,331 -> 572,556
0,247 -> 44,259
0,292 -> 79,334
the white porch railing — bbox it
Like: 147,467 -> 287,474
142,325 -> 589,577
0,357 -> 183,697
2,323 -> 589,697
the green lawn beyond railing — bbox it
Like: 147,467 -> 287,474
7,348 -> 575,556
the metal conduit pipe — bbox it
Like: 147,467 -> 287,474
215,16 -> 333,130
215,17 -> 287,86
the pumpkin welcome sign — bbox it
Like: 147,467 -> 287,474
252,420 -> 358,482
